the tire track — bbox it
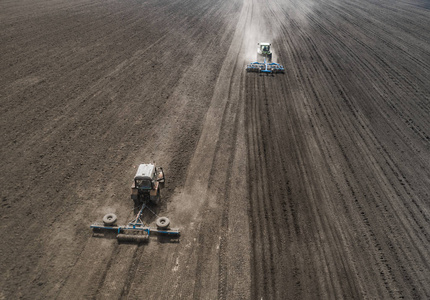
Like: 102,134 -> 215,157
245,0 -> 430,298
191,66 -> 239,299
245,1 -> 363,298
190,3 -> 251,299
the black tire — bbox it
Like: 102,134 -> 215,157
156,217 -> 170,229
151,188 -> 161,204
103,213 -> 117,226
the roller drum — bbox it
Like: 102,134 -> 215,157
117,233 -> 149,243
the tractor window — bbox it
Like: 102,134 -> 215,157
136,179 -> 152,189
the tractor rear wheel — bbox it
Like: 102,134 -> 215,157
134,197 -> 141,208
157,188 -> 161,202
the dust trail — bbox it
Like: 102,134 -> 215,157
243,0 -> 272,63
243,0 -> 320,64
242,0 -> 284,63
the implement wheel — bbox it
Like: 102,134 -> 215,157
103,213 -> 117,226
156,217 -> 170,229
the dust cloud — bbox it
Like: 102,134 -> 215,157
242,0 -> 319,64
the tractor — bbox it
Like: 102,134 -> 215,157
90,163 -> 179,243
131,163 -> 165,206
257,42 -> 273,63
246,42 -> 285,74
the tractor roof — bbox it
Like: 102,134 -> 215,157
135,164 -> 155,179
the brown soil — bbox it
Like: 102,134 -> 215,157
1,0 -> 429,299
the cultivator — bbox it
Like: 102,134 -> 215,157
91,203 -> 180,243
246,58 -> 285,74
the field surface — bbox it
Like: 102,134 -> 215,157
1,0 -> 429,299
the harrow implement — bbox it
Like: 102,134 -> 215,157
246,58 -> 285,74
90,203 -> 180,243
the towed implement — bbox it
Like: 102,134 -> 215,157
246,58 -> 285,74
90,163 -> 180,243
91,203 -> 180,243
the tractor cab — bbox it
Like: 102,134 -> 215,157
133,164 -> 156,189
131,163 -> 165,205
259,43 -> 271,53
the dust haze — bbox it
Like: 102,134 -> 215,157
1,0 -> 429,298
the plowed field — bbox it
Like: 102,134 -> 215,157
1,0 -> 429,299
